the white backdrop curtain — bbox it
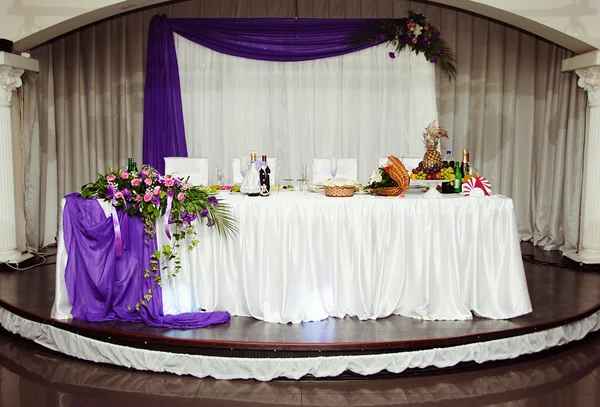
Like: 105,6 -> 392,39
26,0 -> 586,252
175,35 -> 437,184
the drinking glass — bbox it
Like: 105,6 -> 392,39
301,164 -> 309,190
330,157 -> 337,178
215,164 -> 224,185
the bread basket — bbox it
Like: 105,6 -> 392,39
324,185 -> 355,197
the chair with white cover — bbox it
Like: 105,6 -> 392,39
336,158 -> 358,182
312,158 -> 333,185
164,157 -> 209,186
378,156 -> 421,172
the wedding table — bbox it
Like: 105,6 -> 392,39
53,191 -> 532,324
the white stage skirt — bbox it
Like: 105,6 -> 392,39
53,192 -> 532,324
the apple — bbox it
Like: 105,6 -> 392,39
434,172 -> 442,180
426,174 -> 432,180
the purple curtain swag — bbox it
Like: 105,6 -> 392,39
142,15 -> 382,173
63,193 -> 231,328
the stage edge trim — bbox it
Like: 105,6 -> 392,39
0,306 -> 598,381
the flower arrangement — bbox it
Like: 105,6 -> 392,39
81,165 -> 237,311
353,11 -> 457,81
367,165 -> 399,190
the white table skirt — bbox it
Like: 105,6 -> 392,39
52,192 -> 532,324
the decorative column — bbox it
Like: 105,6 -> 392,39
0,51 -> 38,264
565,65 -> 600,264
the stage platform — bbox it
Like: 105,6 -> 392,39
0,243 -> 598,380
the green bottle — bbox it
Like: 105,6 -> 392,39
127,157 -> 133,172
454,161 -> 462,193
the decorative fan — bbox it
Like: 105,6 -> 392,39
463,176 -> 491,196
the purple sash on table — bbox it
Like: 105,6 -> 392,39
62,193 -> 230,328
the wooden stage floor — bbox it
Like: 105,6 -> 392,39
0,243 -> 598,361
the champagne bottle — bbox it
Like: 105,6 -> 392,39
454,161 -> 462,194
460,148 -> 470,180
127,157 -> 133,172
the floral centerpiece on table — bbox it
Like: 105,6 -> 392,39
353,10 -> 457,81
367,155 -> 410,196
81,165 -> 237,311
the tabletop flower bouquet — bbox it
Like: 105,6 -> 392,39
367,155 -> 411,196
80,165 -> 237,311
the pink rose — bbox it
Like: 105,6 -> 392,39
424,25 -> 430,31
412,38 -> 418,44
165,178 -> 175,187
144,193 -> 152,202
182,183 -> 189,190
121,172 -> 129,179
177,192 -> 184,201
144,178 -> 152,186
153,186 -> 161,195
106,174 -> 116,182
131,178 -> 141,186
136,195 -> 142,201
115,191 -> 123,199
407,22 -> 414,30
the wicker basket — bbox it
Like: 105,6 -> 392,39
368,187 -> 404,196
324,185 -> 355,197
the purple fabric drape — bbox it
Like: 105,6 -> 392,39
142,15 -> 382,172
63,193 -> 231,328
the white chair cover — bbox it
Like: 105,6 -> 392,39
164,157 -> 209,186
336,158 -> 358,182
312,158 -> 332,185
378,156 -> 421,172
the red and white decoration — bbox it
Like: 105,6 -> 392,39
463,176 -> 492,196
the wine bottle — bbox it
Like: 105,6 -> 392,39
133,162 -> 138,172
460,148 -> 470,180
127,157 -> 133,172
259,155 -> 271,196
454,161 -> 462,194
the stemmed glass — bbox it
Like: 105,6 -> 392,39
330,157 -> 337,178
301,164 -> 309,191
215,164 -> 224,186
240,156 -> 248,178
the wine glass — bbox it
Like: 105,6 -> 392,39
240,156 -> 248,178
330,157 -> 337,178
215,164 -> 224,186
300,164 -> 309,191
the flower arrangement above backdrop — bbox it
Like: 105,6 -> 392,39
81,165 -> 237,311
353,11 -> 457,81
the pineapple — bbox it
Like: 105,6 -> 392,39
422,121 -> 448,169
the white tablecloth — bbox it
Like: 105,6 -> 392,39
53,192 -> 532,324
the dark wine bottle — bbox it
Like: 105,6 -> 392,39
259,155 -> 271,196
127,157 -> 133,172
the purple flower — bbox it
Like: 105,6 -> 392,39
180,212 -> 197,223
121,188 -> 134,200
151,195 -> 160,205
208,196 -> 219,207
388,52 -> 396,59
200,209 -> 209,218
436,49 -> 443,55
434,32 -> 440,39
429,57 -> 438,63
207,219 -> 215,227
423,36 -> 429,42
105,184 -> 115,199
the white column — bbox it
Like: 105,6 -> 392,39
565,66 -> 600,264
0,66 -> 24,263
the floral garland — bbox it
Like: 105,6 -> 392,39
353,11 -> 457,81
81,165 -> 237,311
